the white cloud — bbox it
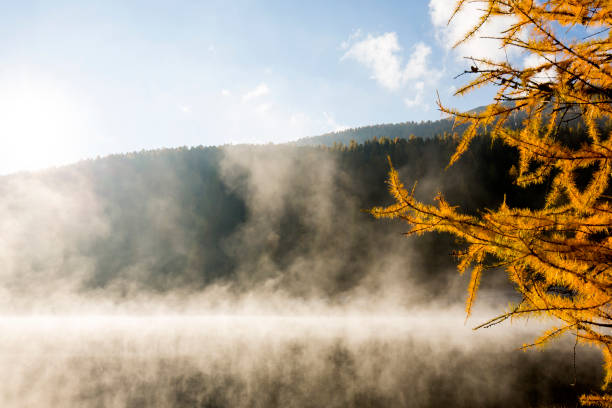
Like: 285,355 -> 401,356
323,112 -> 348,132
221,89 -> 231,96
403,96 -> 422,108
404,81 -> 427,109
429,0 -> 520,62
405,43 -> 434,85
340,28 -> 363,50
523,53 -> 546,69
523,53 -> 557,83
242,83 -> 270,102
342,32 -> 434,91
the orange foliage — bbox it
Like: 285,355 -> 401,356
371,1 -> 612,405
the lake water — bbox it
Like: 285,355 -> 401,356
0,312 -> 601,407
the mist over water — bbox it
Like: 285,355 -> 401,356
0,314 -> 602,408
0,144 -> 603,407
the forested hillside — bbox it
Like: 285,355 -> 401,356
2,135 -> 545,302
295,120 -> 457,146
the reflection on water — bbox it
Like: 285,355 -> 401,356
0,314 -> 602,407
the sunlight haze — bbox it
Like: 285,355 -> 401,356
0,0 -> 498,174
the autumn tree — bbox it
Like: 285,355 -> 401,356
370,1 -> 612,406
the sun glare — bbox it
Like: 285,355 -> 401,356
0,76 -> 87,174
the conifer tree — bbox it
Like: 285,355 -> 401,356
371,1 -> 612,405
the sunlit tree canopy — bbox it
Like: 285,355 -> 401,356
371,1 -> 612,405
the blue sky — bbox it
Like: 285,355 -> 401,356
0,0 -> 510,174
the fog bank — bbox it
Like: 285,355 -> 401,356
0,142 -> 600,406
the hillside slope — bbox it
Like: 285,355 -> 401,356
0,136 -> 543,302
295,119 -> 456,146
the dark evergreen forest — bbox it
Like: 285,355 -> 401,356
10,134 -> 545,298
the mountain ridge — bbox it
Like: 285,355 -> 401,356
295,117 -> 456,147
294,104 -> 502,147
